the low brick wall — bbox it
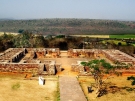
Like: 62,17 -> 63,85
71,64 -> 85,72
0,63 -> 56,75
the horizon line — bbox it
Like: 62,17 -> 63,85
0,17 -> 135,22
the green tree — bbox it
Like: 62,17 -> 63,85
18,29 -> 24,33
13,30 -> 33,48
0,33 -> 14,51
127,76 -> 135,85
34,35 -> 47,48
13,30 -> 48,48
81,59 -> 128,97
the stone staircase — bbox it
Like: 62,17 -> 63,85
60,51 -> 68,58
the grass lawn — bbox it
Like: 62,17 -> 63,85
109,35 -> 135,39
0,73 -> 59,101
78,76 -> 135,101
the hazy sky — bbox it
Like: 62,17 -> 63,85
0,0 -> 135,21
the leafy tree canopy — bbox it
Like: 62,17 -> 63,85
81,59 -> 128,97
127,76 -> 135,85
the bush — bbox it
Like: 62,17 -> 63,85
12,83 -> 20,90
126,88 -> 134,92
127,76 -> 135,85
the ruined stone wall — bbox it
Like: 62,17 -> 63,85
0,63 -> 56,75
0,63 -> 39,72
0,48 -> 60,75
71,64 -> 84,73
68,49 -> 96,58
26,48 -> 60,58
101,49 -> 135,65
0,48 -> 26,63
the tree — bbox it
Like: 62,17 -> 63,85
13,30 -> 33,48
81,59 -> 128,97
127,76 -> 135,85
118,42 -> 122,46
0,33 -> 14,51
34,35 -> 47,48
18,29 -> 24,33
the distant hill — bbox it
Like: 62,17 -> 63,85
0,18 -> 14,21
0,18 -> 135,35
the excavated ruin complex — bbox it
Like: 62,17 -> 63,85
0,48 -> 135,75
0,48 -> 61,75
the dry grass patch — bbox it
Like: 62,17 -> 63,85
0,74 -> 58,101
78,76 -> 135,101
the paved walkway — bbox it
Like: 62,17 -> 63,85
59,76 -> 87,101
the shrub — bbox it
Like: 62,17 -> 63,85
11,82 -> 20,90
127,76 -> 135,85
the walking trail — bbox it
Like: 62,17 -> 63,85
58,51 -> 87,101
59,76 -> 87,101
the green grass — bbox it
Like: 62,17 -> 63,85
56,77 -> 60,101
132,44 -> 135,46
11,82 -> 20,90
109,35 -> 135,39
113,40 -> 127,45
102,40 -> 127,45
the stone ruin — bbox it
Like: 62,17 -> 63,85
0,48 -> 26,63
0,48 -> 61,75
0,48 -> 135,75
71,61 -> 87,74
67,49 -> 95,58
101,49 -> 135,66
28,48 -> 60,58
71,49 -> 135,75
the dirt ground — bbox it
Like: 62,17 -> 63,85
78,75 -> 135,101
0,73 -> 58,101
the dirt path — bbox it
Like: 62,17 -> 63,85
55,58 -> 88,76
58,51 -> 88,101
59,76 -> 87,101
54,51 -> 89,76
55,51 -> 89,76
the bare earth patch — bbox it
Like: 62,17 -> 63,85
78,76 -> 135,101
0,73 -> 58,101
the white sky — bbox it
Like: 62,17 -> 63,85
0,0 -> 135,21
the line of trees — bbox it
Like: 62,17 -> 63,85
1,31 -> 135,54
0,31 -> 47,51
0,31 -> 83,51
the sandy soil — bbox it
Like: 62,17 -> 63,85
78,76 -> 135,101
0,73 -> 58,101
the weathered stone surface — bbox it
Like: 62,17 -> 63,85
59,76 -> 87,101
